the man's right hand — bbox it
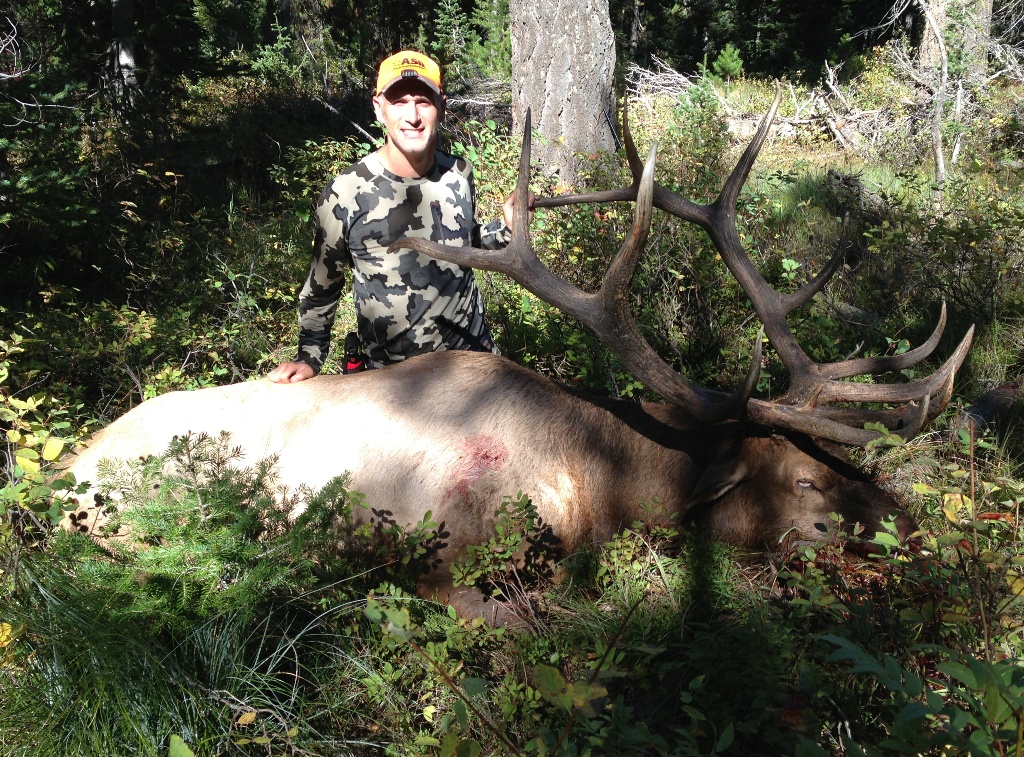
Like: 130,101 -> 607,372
267,361 -> 316,384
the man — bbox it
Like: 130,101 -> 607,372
269,50 -> 523,384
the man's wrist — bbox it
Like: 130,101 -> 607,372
294,355 -> 322,374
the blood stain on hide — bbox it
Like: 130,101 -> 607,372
444,434 -> 510,501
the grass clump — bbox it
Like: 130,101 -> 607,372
0,432 -> 439,756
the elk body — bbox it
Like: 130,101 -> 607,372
60,349 -> 912,623
59,90 -> 972,624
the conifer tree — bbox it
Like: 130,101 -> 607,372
712,41 -> 743,86
467,0 -> 512,80
432,0 -> 472,77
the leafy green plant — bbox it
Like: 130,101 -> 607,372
465,0 -> 512,82
1,331 -> 85,535
822,637 -> 1024,756
774,427 -> 1024,753
364,593 -> 671,757
595,509 -> 685,607
451,492 -> 560,604
269,136 -> 371,223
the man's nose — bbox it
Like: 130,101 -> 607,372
402,103 -> 421,122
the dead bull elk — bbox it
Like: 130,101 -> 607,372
60,89 -> 973,623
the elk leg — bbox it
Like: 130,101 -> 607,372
416,576 -> 528,628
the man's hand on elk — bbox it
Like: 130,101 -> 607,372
268,361 -> 316,384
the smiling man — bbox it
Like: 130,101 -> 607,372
269,51 -> 523,383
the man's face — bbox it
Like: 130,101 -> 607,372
372,80 -> 444,163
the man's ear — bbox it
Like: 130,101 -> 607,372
371,93 -> 384,123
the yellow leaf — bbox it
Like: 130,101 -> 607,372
287,727 -> 298,738
15,451 -> 39,475
5,429 -> 20,444
42,437 -> 65,462
1007,575 -> 1024,597
236,711 -> 257,726
0,623 -> 14,648
979,550 -> 1005,570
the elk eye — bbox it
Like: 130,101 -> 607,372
797,479 -> 817,491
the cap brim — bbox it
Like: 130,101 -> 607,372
379,75 -> 441,96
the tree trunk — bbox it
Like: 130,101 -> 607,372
917,0 -> 992,77
110,0 -> 138,117
917,0 -> 949,69
628,0 -> 642,60
963,0 -> 993,78
916,0 -> 949,194
510,0 -> 616,187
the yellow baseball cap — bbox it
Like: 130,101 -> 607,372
376,50 -> 443,96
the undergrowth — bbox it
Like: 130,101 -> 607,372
3,428 -> 1021,755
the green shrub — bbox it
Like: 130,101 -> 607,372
1,330 -> 85,550
451,492 -> 560,603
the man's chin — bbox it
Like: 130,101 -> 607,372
399,139 -> 430,153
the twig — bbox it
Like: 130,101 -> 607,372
298,32 -> 327,95
407,641 -> 526,756
550,596 -> 645,755
347,117 -> 377,144
818,95 -> 852,149
824,61 -> 852,111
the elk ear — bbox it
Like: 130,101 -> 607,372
690,454 -> 750,507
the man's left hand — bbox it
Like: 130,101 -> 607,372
502,190 -> 536,229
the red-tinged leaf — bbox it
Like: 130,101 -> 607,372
977,512 -> 1014,523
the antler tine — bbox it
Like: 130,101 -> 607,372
823,302 -> 949,381
531,95 -> 643,210
622,93 -> 645,179
746,400 -> 915,446
388,109 -> 592,316
815,323 -> 974,406
511,106 -> 533,236
591,141 -> 741,421
782,213 -> 850,313
715,85 -> 782,213
531,95 -> 710,224
745,323 -> 973,444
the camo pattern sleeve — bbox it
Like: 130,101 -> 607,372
296,151 -> 506,371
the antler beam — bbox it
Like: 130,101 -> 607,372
392,110 -> 747,423
390,92 -> 973,446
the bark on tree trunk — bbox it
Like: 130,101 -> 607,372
963,0 -> 993,78
917,0 -> 949,194
510,0 -> 616,187
917,0 -> 992,78
917,0 -> 949,69
110,0 -> 138,117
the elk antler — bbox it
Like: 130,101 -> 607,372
391,110 -> 754,424
390,90 -> 973,446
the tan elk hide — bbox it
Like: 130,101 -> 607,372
58,89 -> 972,624
59,350 -> 913,624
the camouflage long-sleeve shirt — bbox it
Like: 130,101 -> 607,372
295,150 -> 510,371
